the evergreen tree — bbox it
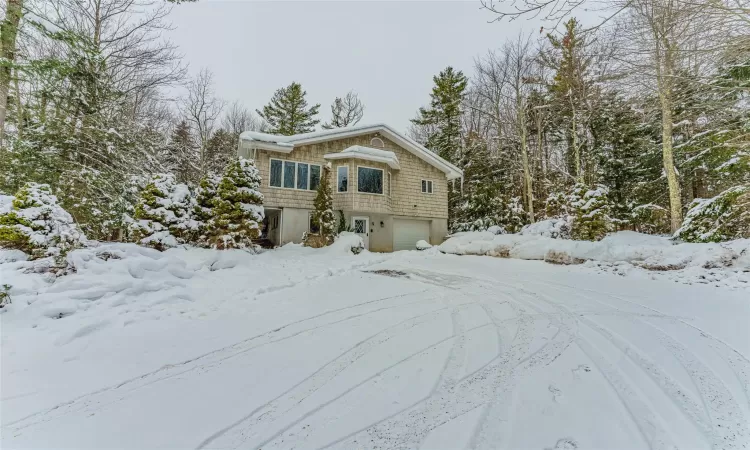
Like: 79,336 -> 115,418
453,134 -> 503,230
309,165 -> 336,244
129,174 -> 198,250
193,173 -> 221,246
569,184 -> 613,241
207,158 -> 264,249
205,128 -> 237,175
256,82 -> 320,135
0,183 -> 86,258
674,185 -> 750,242
163,121 -> 198,184
410,67 -> 467,164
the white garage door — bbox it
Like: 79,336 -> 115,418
393,219 -> 430,251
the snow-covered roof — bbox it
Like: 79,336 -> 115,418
324,145 -> 400,170
239,123 -> 462,180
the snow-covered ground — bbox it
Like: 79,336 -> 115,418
2,240 -> 749,449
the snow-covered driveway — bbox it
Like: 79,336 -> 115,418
2,246 -> 749,449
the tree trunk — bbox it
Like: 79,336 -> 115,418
0,0 -> 23,145
656,38 -> 683,232
519,103 -> 535,223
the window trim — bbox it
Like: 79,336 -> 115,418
370,137 -> 385,148
269,158 -> 321,192
356,165 -> 385,196
336,165 -> 349,193
421,179 -> 434,194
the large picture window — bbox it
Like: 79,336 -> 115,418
269,159 -> 321,191
337,166 -> 348,192
357,166 -> 383,194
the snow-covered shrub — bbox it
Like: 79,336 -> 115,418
206,158 -> 264,249
0,183 -> 86,258
306,165 -> 336,247
453,196 -> 526,234
0,284 -> 12,308
569,184 -> 613,241
520,217 -> 572,239
675,185 -> 750,242
631,204 -> 670,235
545,191 -> 569,218
128,174 -> 198,250
193,173 -> 221,247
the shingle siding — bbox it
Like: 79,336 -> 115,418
247,133 -> 448,219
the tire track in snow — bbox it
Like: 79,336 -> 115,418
253,321 -> 493,450
540,279 -> 750,448
5,289 -> 432,432
642,319 -> 750,449
194,301 -> 464,449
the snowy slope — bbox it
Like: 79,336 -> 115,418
1,244 -> 749,449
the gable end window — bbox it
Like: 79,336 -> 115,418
358,166 -> 384,195
421,180 -> 433,194
337,166 -> 348,192
269,158 -> 321,191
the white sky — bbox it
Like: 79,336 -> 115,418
166,1 -> 569,134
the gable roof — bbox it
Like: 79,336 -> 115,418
239,123 -> 462,180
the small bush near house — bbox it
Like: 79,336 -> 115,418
674,185 -> 750,243
0,183 -> 86,258
206,158 -> 264,249
306,165 -> 336,247
128,173 -> 198,250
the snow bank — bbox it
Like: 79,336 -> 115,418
416,240 -> 432,250
519,217 -> 572,239
439,231 -> 750,287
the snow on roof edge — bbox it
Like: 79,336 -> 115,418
239,123 -> 462,179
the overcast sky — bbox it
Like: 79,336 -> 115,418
166,1 -> 559,134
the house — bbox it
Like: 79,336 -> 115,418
237,123 -> 462,252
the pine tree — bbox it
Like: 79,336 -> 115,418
308,165 -> 336,245
674,185 -> 750,242
129,174 -> 198,250
163,121 -> 198,184
453,134 -> 503,230
205,128 -> 237,175
569,184 -> 613,241
193,173 -> 221,246
0,183 -> 86,258
256,82 -> 320,135
207,158 -> 264,249
410,67 -> 467,164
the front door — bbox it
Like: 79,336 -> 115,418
352,216 -> 369,250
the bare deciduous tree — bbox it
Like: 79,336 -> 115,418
321,90 -> 364,129
180,68 -> 224,178
221,101 -> 266,134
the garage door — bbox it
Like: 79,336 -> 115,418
393,219 -> 430,251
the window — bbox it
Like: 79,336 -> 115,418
283,161 -> 296,188
337,166 -> 348,192
370,137 -> 385,148
358,166 -> 383,194
297,163 -> 309,190
421,180 -> 433,194
310,165 -> 321,191
387,172 -> 392,197
270,160 -> 282,187
309,214 -> 320,234
269,159 -> 321,191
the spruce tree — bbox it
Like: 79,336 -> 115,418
256,82 -> 320,135
410,67 -> 467,164
204,128 -> 238,175
163,121 -> 198,184
569,184 -> 613,241
129,174 -> 197,250
193,173 -> 221,246
309,165 -> 336,244
207,158 -> 264,249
